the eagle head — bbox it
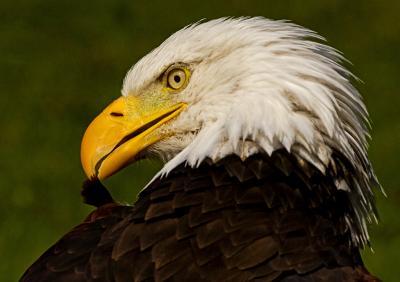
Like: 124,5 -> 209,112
80,17 -> 379,245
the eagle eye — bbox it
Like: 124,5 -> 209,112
166,68 -> 187,90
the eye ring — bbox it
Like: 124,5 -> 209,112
167,68 -> 187,90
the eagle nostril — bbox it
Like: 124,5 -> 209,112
110,112 -> 124,117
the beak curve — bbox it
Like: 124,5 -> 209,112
80,96 -> 186,180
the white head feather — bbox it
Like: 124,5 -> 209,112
122,17 -> 379,245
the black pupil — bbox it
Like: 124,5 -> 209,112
174,75 -> 181,83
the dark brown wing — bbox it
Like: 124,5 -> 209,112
20,204 -> 132,282
21,152 -> 379,282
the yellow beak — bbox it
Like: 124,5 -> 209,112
81,96 -> 186,180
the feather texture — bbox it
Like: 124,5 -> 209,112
21,152 -> 379,281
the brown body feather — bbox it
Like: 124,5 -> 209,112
21,152 -> 378,281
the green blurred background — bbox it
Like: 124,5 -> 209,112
1,0 -> 399,281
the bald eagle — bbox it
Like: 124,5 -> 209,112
21,18 -> 381,281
